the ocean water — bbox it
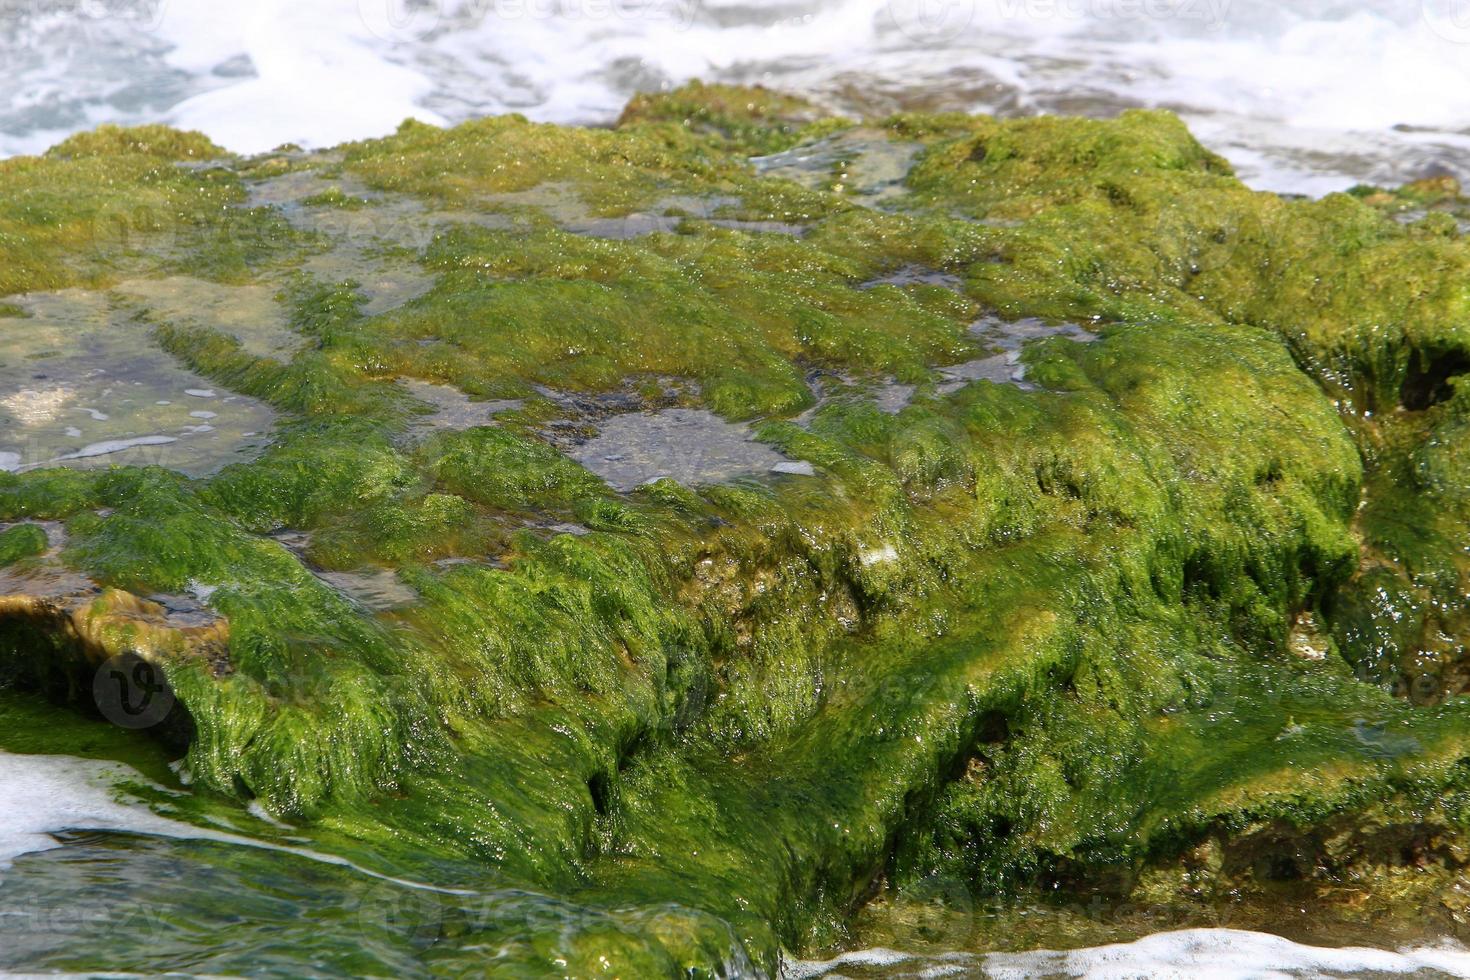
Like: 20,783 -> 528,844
5,743 -> 1470,979
1,0 -> 1468,193
787,933 -> 1470,979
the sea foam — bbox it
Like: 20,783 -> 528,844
1,0 -> 1467,194
786,928 -> 1470,979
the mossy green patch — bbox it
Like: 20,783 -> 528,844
2,91 -> 1469,975
0,524 -> 47,566
44,124 -> 224,162
618,81 -> 845,155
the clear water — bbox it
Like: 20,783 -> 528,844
4,722 -> 1469,979
0,289 -> 276,477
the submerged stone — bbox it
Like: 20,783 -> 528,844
967,314 -> 1097,351
936,351 -> 1027,393
0,291 -> 275,477
0,521 -> 91,602
859,265 -> 965,291
314,567 -> 418,612
570,408 -> 805,490
265,528 -> 418,611
242,165 -> 454,316
483,184 -> 805,238
139,590 -> 222,629
398,378 -> 522,434
115,277 -> 298,359
795,371 -> 920,426
752,127 -> 922,207
937,316 -> 1098,393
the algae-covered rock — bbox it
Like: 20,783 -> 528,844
1,83 -> 1469,974
0,523 -> 47,566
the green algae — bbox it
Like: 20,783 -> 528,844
0,85 -> 1469,975
618,82 -> 843,155
0,524 -> 47,567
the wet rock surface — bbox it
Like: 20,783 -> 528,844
752,128 -> 922,207
481,185 -> 805,238
0,291 -> 275,477
266,528 -> 418,612
313,567 -> 418,612
398,378 -> 522,435
570,408 -> 810,490
0,520 -> 94,603
115,277 -> 300,359
242,167 -> 442,314
0,517 -> 226,659
2,89 -> 1470,978
968,314 -> 1097,351
795,371 -> 919,426
935,316 -> 1097,393
858,265 -> 964,291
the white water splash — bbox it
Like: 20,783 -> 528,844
0,751 -> 196,871
1,1 -> 1468,193
785,929 -> 1470,979
0,750 -> 473,896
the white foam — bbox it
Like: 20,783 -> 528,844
784,946 -> 913,978
159,0 -> 446,153
55,435 -> 177,461
984,928 -> 1470,979
2,0 -> 1468,193
186,580 -> 218,602
0,750 -> 474,897
788,929 -> 1470,979
0,751 -> 200,871
859,543 -> 899,566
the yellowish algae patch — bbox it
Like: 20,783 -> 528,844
115,276 -> 300,359
0,86 -> 1468,975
